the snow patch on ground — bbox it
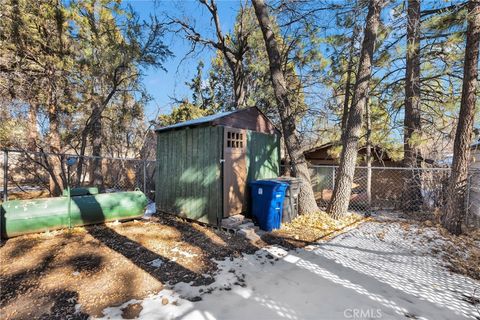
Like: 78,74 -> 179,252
99,290 -> 192,320
98,221 -> 480,320
143,202 -> 156,219
171,247 -> 198,259
74,303 -> 82,314
148,258 -> 164,268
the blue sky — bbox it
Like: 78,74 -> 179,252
126,0 -> 241,121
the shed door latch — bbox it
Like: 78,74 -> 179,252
220,159 -> 225,163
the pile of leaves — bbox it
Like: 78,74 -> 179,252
402,219 -> 480,281
263,211 -> 367,248
436,226 -> 480,280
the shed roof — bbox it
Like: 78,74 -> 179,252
155,107 -> 280,135
154,110 -> 235,133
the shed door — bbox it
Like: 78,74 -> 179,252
223,127 -> 247,217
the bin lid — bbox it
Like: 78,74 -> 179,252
274,176 -> 302,181
249,179 -> 289,187
274,176 -> 302,184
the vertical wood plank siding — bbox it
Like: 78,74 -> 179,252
244,131 -> 280,213
156,126 -> 279,224
156,126 -> 223,224
246,131 -> 280,181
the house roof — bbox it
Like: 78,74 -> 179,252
304,141 -> 438,165
155,106 -> 280,135
303,142 -> 336,155
304,142 -> 395,162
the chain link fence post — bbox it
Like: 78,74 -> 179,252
332,166 -> 336,190
143,160 -> 147,193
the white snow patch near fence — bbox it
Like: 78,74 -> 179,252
97,221 -> 480,320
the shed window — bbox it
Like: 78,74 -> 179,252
227,131 -> 244,149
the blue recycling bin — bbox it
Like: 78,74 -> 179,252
249,180 -> 289,231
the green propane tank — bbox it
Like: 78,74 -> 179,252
62,187 -> 99,197
0,190 -> 148,238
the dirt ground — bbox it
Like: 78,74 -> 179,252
1,210 -> 476,319
0,215 -> 259,319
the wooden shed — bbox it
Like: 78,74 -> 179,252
155,107 -> 281,225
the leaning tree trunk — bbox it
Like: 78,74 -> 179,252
442,0 -> 480,235
327,0 -> 383,219
403,0 -> 423,212
252,0 -> 318,214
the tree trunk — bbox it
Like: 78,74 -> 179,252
76,132 -> 88,186
341,10 -> 360,138
327,0 -> 383,219
47,92 -> 64,196
403,0 -> 423,211
233,60 -> 247,108
252,0 -> 318,214
90,103 -> 104,189
442,0 -> 480,235
199,0 -> 247,109
27,103 -> 38,150
365,98 -> 372,207
283,141 -> 292,176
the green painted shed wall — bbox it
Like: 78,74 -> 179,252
155,125 -> 280,225
246,131 -> 280,181
155,126 -> 223,224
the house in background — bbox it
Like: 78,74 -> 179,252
155,107 -> 280,225
303,142 -> 433,209
303,142 -> 401,167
